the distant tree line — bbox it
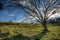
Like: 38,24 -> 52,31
48,17 -> 60,25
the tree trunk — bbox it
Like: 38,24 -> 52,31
42,20 -> 48,31
43,22 -> 48,31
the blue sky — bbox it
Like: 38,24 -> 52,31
0,0 -> 60,22
0,0 -> 28,22
0,7 -> 27,22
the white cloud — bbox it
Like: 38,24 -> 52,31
10,13 -> 16,16
49,13 -> 60,20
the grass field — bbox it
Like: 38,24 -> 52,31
0,23 -> 60,40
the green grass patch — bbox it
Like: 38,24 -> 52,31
0,23 -> 60,40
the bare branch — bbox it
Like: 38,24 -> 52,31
6,0 -> 60,24
29,0 -> 43,20
46,9 -> 58,21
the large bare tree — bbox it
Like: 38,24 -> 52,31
1,0 -> 60,31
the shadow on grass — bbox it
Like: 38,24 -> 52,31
9,30 -> 49,40
0,31 -> 9,40
0,30 -> 49,40
0,32 -> 31,40
9,33 -> 31,40
0,29 -> 49,40
30,30 -> 49,40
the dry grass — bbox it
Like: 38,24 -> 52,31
0,23 -> 60,40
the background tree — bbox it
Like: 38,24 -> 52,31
9,20 -> 12,23
6,0 -> 60,31
0,3 -> 3,9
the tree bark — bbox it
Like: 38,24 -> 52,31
42,20 -> 48,31
43,23 -> 48,31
